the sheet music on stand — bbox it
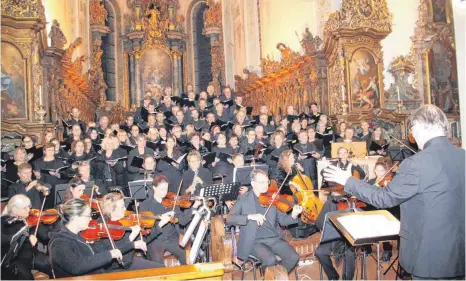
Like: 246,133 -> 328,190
328,210 -> 400,246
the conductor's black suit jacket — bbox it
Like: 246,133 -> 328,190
344,136 -> 465,278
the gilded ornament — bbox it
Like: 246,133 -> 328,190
90,0 -> 108,25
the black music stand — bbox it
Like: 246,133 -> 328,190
54,181 -> 95,205
128,179 -> 153,201
328,210 -> 400,280
388,146 -> 415,162
200,183 -> 240,202
233,165 -> 269,186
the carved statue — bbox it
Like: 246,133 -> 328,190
143,5 -> 163,42
49,19 -> 67,49
90,0 -> 108,25
300,28 -> 323,54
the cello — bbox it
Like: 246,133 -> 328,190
289,165 -> 323,224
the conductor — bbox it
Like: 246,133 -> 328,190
323,104 -> 465,280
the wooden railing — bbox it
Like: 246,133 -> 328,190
55,262 -> 225,280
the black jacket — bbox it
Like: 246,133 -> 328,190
48,227 -> 113,278
344,137 -> 465,278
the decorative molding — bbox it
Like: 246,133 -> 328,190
89,0 -> 108,25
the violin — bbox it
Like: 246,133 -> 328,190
289,166 -> 323,223
81,219 -> 135,241
337,196 -> 367,211
81,194 -> 102,209
27,209 -> 59,226
258,179 -> 296,213
161,192 -> 197,209
120,210 -> 178,228
375,162 -> 398,187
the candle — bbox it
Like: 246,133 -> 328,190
397,86 -> 400,102
341,85 -> 345,101
39,86 -> 43,106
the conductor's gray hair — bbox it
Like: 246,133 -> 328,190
410,104 -> 448,135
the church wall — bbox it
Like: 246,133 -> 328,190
381,0 -> 419,90
259,0 -> 319,60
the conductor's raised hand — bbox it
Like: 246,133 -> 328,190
322,165 -> 352,186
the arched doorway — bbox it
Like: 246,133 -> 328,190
191,1 -> 212,93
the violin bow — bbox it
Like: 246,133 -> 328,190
94,199 -> 124,266
134,200 -> 148,257
33,184 -> 49,237
172,179 -> 183,213
263,171 -> 291,218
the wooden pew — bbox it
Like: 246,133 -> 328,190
55,262 -> 225,280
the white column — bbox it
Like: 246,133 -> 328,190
452,0 -> 465,148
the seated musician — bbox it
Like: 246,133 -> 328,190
48,198 -> 123,278
8,163 -> 51,209
365,161 -> 399,263
226,169 -> 302,273
94,191 -> 164,271
223,153 -> 249,210
182,151 -> 212,195
1,194 -> 52,280
140,175 -> 201,265
272,149 -> 305,195
315,190 -> 356,280
323,147 -> 365,183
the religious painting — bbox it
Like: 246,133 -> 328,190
427,40 -> 458,114
1,42 -> 27,120
358,0 -> 373,18
431,0 -> 448,23
349,49 -> 380,110
139,48 -> 172,100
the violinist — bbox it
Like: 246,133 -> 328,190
140,175 -> 201,265
365,161 -> 399,263
48,198 -> 123,278
1,194 -> 52,280
315,190 -> 356,280
93,192 -> 163,271
8,163 -> 51,209
226,169 -> 302,273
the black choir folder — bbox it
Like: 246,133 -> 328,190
328,210 -> 400,246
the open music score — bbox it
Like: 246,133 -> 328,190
328,210 -> 400,246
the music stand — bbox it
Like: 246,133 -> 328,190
200,183 -> 240,201
388,146 -> 415,162
54,182 -> 95,206
328,210 -> 400,280
128,179 -> 153,201
233,165 -> 269,186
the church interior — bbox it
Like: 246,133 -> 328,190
1,0 -> 465,280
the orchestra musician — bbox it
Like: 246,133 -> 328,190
94,191 -> 163,271
315,191 -> 356,280
1,195 -> 52,280
324,105 -> 465,280
139,175 -> 201,265
8,163 -> 51,209
48,198 -> 123,278
226,169 -> 303,273
182,151 -> 212,195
